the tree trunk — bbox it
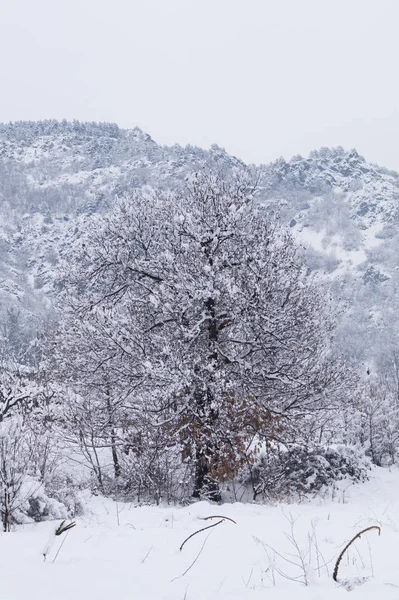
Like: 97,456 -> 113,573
192,446 -> 221,502
191,293 -> 222,502
3,489 -> 11,532
106,389 -> 121,479
110,427 -> 121,479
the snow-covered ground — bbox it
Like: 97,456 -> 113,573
3,468 -> 399,599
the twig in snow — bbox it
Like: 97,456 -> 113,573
53,530 -> 71,563
83,535 -> 93,544
55,519 -> 76,536
216,576 -> 227,592
172,531 -> 214,581
43,520 -> 76,561
141,546 -> 153,563
179,519 -> 224,551
242,566 -> 254,588
200,515 -> 237,525
333,525 -> 381,582
366,536 -> 374,578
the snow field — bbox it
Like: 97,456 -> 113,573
2,468 -> 399,599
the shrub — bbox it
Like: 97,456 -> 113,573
247,444 -> 370,501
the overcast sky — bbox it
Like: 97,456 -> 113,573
1,0 -> 398,168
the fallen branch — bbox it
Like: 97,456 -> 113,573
180,519 -> 224,551
201,515 -> 237,525
333,525 -> 381,582
55,520 -> 76,536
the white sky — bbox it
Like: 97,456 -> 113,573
1,0 -> 399,169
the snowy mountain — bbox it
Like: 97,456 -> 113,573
262,148 -> 399,371
0,120 -> 243,355
0,120 -> 398,372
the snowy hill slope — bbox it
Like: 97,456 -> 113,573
3,467 -> 399,600
263,147 -> 399,370
267,147 -> 399,225
0,121 -> 399,370
0,121 -> 242,354
263,147 -> 399,273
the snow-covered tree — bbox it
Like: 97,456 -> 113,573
58,170 -> 355,501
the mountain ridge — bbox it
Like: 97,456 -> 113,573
0,120 -> 398,373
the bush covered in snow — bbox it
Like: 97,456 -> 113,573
247,444 -> 371,501
0,415 -> 85,530
12,478 -> 69,524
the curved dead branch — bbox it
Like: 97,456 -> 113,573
180,519 -> 225,551
333,525 -> 381,582
201,515 -> 237,525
